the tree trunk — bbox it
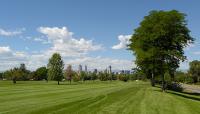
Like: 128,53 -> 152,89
70,79 -> 71,84
161,73 -> 165,92
58,81 -> 59,85
13,79 -> 16,84
13,77 -> 16,84
169,71 -> 174,82
151,72 -> 155,86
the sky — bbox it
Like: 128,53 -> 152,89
0,0 -> 199,71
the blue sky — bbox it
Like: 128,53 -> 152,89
0,0 -> 199,71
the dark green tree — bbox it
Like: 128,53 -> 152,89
0,72 -> 3,80
47,53 -> 64,85
129,10 -> 193,91
34,67 -> 48,80
80,71 -> 87,81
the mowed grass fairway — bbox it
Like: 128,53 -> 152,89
0,81 -> 200,114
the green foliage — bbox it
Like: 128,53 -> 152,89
3,70 -> 12,80
79,71 -> 87,81
2,64 -> 30,83
118,74 -> 129,82
72,72 -> 80,82
174,71 -> 187,82
129,10 -> 194,90
47,53 -> 64,84
0,73 -> 2,80
189,60 -> 200,83
91,72 -> 98,81
98,72 -> 109,81
34,67 -> 48,80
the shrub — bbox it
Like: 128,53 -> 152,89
166,82 -> 183,92
118,74 -> 129,82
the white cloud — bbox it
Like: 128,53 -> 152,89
0,46 -> 28,71
33,36 -> 50,44
0,28 -> 25,37
0,46 -> 11,54
38,27 -> 103,57
26,54 -> 134,71
0,27 -> 134,71
66,56 -> 135,70
184,43 -> 195,51
193,51 -> 200,55
112,35 -> 131,49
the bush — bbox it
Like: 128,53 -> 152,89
73,75 -> 80,82
118,74 -> 129,82
166,82 -> 183,92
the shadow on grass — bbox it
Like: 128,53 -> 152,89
167,91 -> 200,101
153,86 -> 200,101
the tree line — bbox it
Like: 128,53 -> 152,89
0,53 -> 142,84
0,54 -> 199,86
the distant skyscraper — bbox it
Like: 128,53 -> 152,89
120,70 -> 125,74
109,65 -> 112,74
78,65 -> 82,73
85,65 -> 87,72
125,70 -> 130,74
94,69 -> 98,74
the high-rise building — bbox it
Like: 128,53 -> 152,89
78,65 -> 82,73
94,69 -> 98,74
125,70 -> 130,74
109,65 -> 112,74
85,65 -> 87,72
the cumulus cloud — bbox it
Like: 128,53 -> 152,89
0,46 -> 28,71
112,35 -> 131,49
26,54 -> 134,71
66,56 -> 134,70
0,28 -> 25,37
37,27 -> 103,57
0,27 -> 134,71
193,51 -> 200,55
0,46 -> 12,54
33,36 -> 50,44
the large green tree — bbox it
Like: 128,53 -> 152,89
47,53 -> 64,85
129,10 -> 193,91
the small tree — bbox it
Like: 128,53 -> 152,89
91,72 -> 98,81
11,67 -> 22,84
65,65 -> 73,84
80,71 -> 87,82
47,53 -> 64,85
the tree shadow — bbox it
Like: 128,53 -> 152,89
167,91 -> 200,101
58,83 -> 78,85
153,86 -> 200,101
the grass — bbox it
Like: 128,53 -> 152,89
0,80 -> 200,114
